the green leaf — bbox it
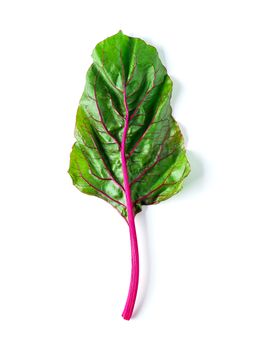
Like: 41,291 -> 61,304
69,31 -> 190,220
68,31 -> 191,320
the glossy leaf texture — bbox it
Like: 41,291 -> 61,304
69,31 -> 190,220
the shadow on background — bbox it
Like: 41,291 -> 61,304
183,150 -> 204,194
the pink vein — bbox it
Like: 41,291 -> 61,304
129,85 -> 155,120
108,94 -> 124,119
129,65 -> 159,120
88,167 -> 111,181
80,144 -> 113,182
82,128 -> 124,192
135,183 -> 165,204
126,60 -> 137,86
134,168 -> 179,204
130,128 -> 172,186
99,49 -> 124,93
78,168 -> 126,207
127,104 -> 163,158
93,75 -> 121,149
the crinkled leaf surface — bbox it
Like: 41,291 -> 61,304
69,31 -> 190,220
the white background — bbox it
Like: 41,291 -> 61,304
0,0 -> 263,349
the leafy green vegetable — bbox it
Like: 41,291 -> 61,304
69,31 -> 190,320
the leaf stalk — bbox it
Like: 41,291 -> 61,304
121,86 -> 139,320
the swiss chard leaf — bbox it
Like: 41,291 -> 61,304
69,31 -> 190,320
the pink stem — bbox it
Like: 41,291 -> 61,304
121,87 -> 139,321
